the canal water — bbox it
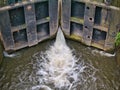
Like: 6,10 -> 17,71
0,29 -> 120,90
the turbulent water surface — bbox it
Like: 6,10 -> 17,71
0,29 -> 120,90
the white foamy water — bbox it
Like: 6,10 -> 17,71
92,49 -> 116,57
32,28 -> 98,90
42,28 -> 76,88
3,51 -> 20,58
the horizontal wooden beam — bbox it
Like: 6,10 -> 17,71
0,0 -> 48,11
73,0 -> 120,10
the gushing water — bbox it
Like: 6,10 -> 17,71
0,28 -> 119,90
32,28 -> 98,90
37,28 -> 77,88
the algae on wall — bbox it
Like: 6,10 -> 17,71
90,0 -> 104,3
116,47 -> 120,66
0,0 -> 5,7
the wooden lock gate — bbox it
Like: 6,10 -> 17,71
61,0 -> 120,51
0,0 -> 59,51
0,0 -> 120,51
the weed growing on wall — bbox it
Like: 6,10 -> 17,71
115,32 -> 120,47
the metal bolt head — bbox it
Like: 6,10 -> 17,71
27,5 -> 32,10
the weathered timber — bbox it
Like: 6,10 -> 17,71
83,3 -> 96,46
49,0 -> 59,35
24,4 -> 38,46
61,0 -> 71,35
0,11 -> 14,50
0,0 -> 120,52
0,0 -> 58,51
61,0 -> 120,51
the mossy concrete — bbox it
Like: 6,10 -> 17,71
111,0 -> 120,7
0,41 -> 3,64
71,17 -> 84,24
91,0 -> 120,7
0,0 -> 5,7
90,0 -> 104,3
116,46 -> 120,66
70,34 -> 82,41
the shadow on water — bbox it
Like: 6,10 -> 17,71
0,29 -> 120,90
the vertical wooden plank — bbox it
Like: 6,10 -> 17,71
83,3 -> 96,46
0,11 -> 14,50
101,8 -> 110,27
24,4 -> 38,46
49,0 -> 58,36
61,0 -> 71,35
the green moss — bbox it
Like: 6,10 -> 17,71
111,0 -> 120,7
63,31 -> 82,42
115,32 -> 120,47
46,17 -> 50,20
69,34 -> 82,41
0,0 -> 5,7
90,0 -> 104,3
115,33 -> 120,66
71,17 -> 84,24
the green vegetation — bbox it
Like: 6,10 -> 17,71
0,0 -> 5,7
111,0 -> 120,7
115,32 -> 120,47
115,32 -> 120,65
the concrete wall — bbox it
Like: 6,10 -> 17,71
0,19 -> 3,64
116,46 -> 120,66
0,41 -> 3,64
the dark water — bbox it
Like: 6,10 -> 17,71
0,39 -> 120,90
